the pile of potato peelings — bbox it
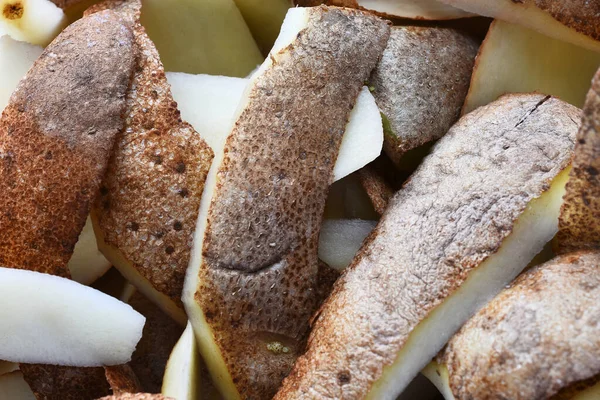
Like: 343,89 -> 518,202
0,0 -> 599,399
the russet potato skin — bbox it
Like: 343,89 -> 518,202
90,0 -> 214,311
441,250 -> 600,400
0,9 -> 136,277
370,25 -> 479,167
276,94 -> 578,399
187,6 -> 390,399
557,68 -> 600,254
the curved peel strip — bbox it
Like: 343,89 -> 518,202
557,68 -> 600,253
0,8 -> 136,277
437,251 -> 600,399
276,94 -> 578,399
437,0 -> 600,52
183,6 -> 390,399
0,267 -> 145,366
90,0 -> 213,325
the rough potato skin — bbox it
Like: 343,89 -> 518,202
441,251 -> 600,400
534,0 -> 600,41
20,364 -> 111,400
276,94 -> 578,399
194,6 -> 390,399
90,0 -> 214,307
357,165 -> 394,215
370,26 -> 479,167
557,68 -> 600,253
0,11 -> 135,276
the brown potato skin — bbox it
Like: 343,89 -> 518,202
0,10 -> 136,277
193,6 -> 390,399
371,26 -> 479,167
441,251 -> 600,400
557,68 -> 600,254
90,0 -> 214,308
276,94 -> 578,399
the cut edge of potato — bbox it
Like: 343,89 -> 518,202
92,213 -> 187,326
366,166 -> 571,399
462,19 -> 600,115
438,0 -> 600,52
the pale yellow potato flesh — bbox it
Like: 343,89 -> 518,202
232,0 -> 290,55
140,0 -> 263,77
367,167 -> 571,399
0,371 -> 36,400
357,0 -> 472,19
421,362 -> 454,400
161,322 -> 200,400
463,20 -> 600,114
437,0 -> 600,52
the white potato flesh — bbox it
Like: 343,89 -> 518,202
357,0 -> 473,20
0,35 -> 42,111
0,0 -> 65,46
162,322 -> 200,400
437,0 -> 600,52
0,267 -> 145,366
318,219 -> 377,271
463,20 -> 600,114
68,217 -> 112,285
0,371 -> 36,400
367,167 -> 571,399
167,75 -> 383,183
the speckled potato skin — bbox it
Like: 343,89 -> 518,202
20,364 -> 111,400
557,68 -> 600,254
441,251 -> 600,400
531,0 -> 600,41
90,0 -> 214,308
370,26 -> 479,167
194,6 -> 390,399
276,94 -> 578,399
0,10 -> 135,277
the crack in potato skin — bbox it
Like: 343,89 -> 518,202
276,94 -> 578,399
442,251 -> 600,400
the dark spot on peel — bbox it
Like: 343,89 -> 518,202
337,371 -> 351,385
